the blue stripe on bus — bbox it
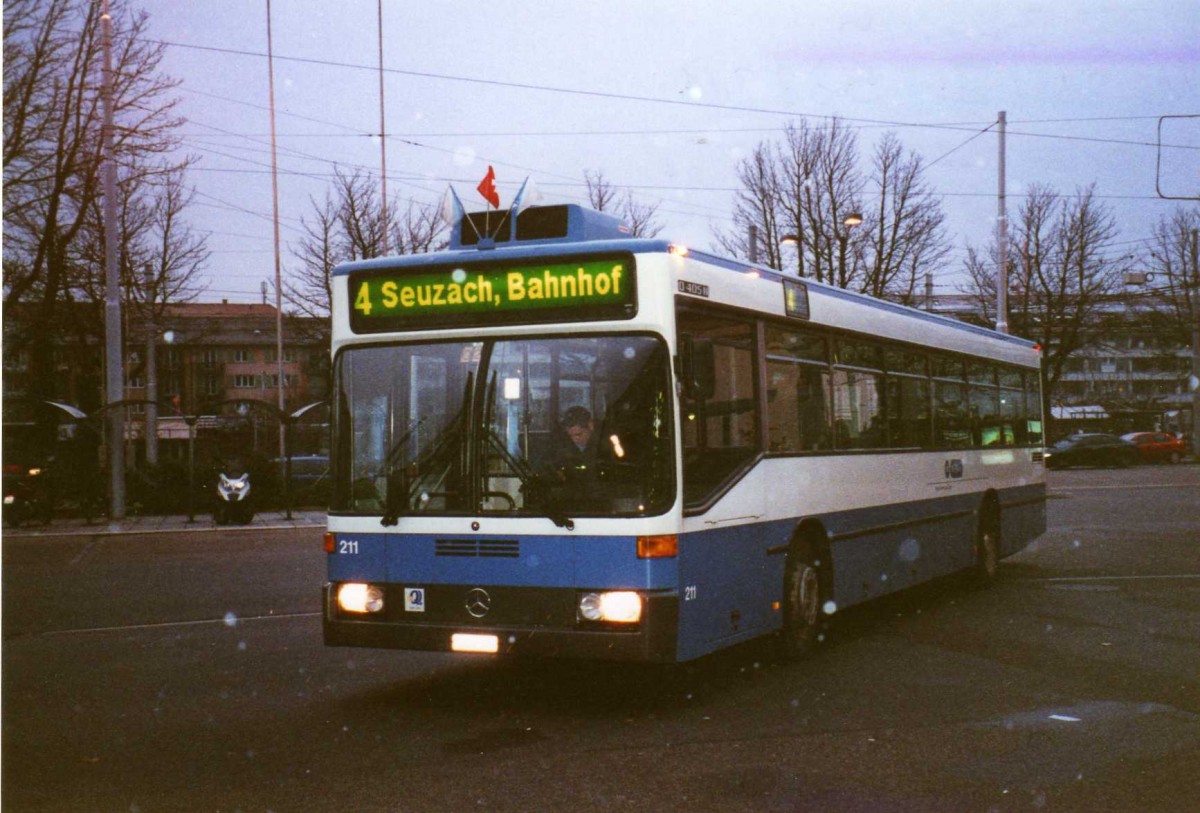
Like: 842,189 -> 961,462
328,483 -> 1045,663
673,482 -> 1045,661
327,533 -> 679,590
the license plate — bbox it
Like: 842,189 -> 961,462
451,633 -> 499,654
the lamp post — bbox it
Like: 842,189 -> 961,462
1191,229 -> 1199,452
184,413 -> 198,523
143,266 -> 158,467
780,233 -> 803,277
837,212 -> 863,285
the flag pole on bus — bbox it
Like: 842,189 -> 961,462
489,176 -> 544,242
477,165 -> 499,235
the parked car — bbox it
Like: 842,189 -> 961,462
1044,433 -> 1140,470
1120,431 -> 1186,465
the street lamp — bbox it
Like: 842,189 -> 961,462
837,212 -> 863,284
780,233 -> 803,277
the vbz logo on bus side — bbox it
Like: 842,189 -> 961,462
944,459 -> 964,479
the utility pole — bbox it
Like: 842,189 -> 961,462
144,266 -> 158,466
996,111 -> 1009,334
1191,228 -> 1199,450
377,0 -> 389,255
265,0 -> 287,463
101,0 -> 125,519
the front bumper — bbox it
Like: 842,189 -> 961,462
322,583 -> 679,662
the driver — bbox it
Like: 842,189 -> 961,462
550,406 -> 600,480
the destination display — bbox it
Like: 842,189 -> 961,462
348,255 -> 637,332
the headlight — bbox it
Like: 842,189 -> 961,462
337,583 -> 384,614
578,591 -> 642,624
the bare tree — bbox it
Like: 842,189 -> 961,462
717,119 -> 946,297
3,0 -> 188,402
584,170 -> 618,213
583,169 -> 664,237
285,169 -> 445,322
286,190 -> 341,321
390,199 -> 444,255
860,133 -> 950,302
713,143 -> 784,266
1145,206 -> 1200,348
334,167 -> 388,262
797,119 -> 864,288
964,184 -> 1124,428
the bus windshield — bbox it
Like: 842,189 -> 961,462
332,334 -> 675,521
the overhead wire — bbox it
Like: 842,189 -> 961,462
154,38 -> 1199,151
150,36 -> 1195,302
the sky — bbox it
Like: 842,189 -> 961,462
142,0 -> 1200,305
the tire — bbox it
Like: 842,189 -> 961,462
780,550 -> 825,661
973,503 -> 1001,583
1169,451 -> 1181,465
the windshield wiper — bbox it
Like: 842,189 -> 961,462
381,373 -> 474,526
479,427 -> 575,530
476,372 -> 575,529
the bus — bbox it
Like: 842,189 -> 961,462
323,203 -> 1046,663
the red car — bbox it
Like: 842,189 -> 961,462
1120,432 -> 1186,465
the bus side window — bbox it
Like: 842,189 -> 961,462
678,311 -> 758,506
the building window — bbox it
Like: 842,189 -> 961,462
233,349 -> 253,363
234,374 -> 258,388
3,348 -> 29,370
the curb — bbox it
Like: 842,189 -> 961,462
3,514 -> 326,538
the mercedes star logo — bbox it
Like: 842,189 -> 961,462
465,588 -> 492,618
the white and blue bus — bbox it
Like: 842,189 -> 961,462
323,203 -> 1045,663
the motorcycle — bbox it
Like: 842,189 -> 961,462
2,464 -> 53,527
213,462 -> 254,525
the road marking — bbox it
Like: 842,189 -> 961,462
1021,575 -> 1200,584
41,611 -> 322,638
68,535 -> 107,567
1052,482 -> 1200,493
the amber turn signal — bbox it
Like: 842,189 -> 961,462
637,534 -> 678,559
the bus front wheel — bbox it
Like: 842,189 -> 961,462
780,553 -> 824,661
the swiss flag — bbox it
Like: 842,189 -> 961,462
477,165 -> 500,208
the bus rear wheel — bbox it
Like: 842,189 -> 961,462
780,553 -> 824,661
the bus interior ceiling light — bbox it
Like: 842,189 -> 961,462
579,591 -> 643,623
337,583 -> 384,614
